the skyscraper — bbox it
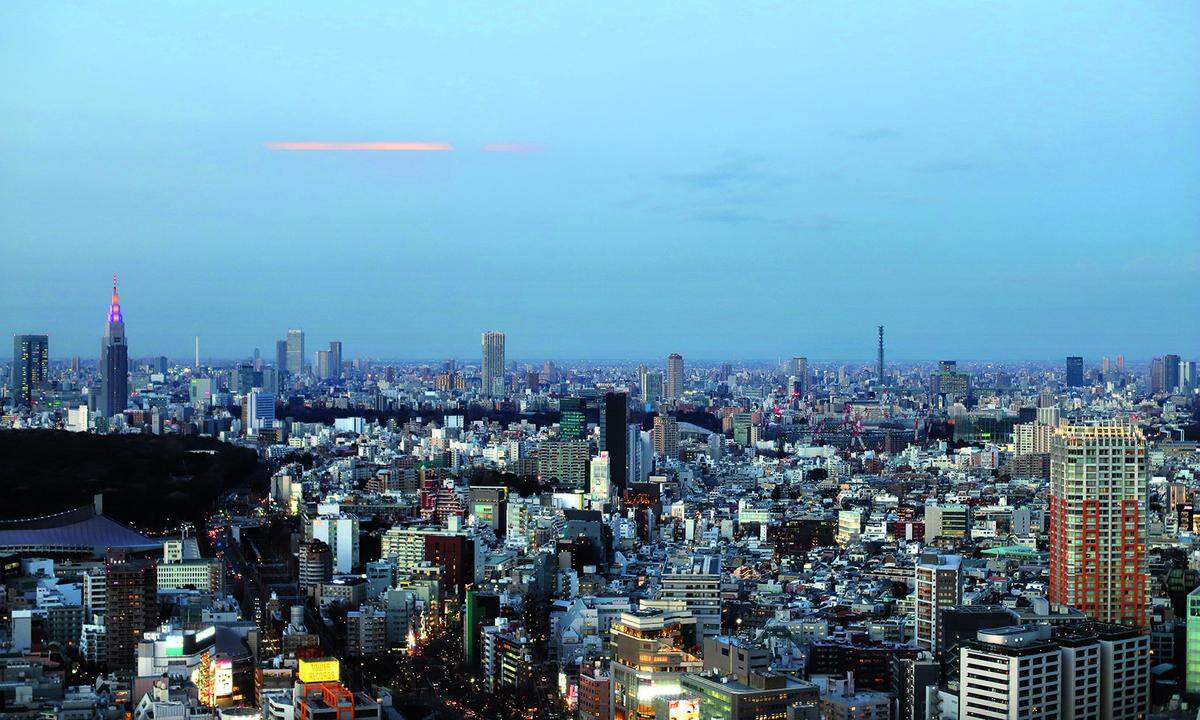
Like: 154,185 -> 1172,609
12,334 -> 49,407
481,331 -> 505,398
599,392 -> 628,497
328,340 -> 342,379
877,325 -> 885,383
652,414 -> 679,457
638,365 -> 663,404
1049,422 -> 1148,626
275,339 -> 288,374
789,356 -> 809,395
286,329 -> 305,376
558,397 -> 586,440
316,350 -> 334,380
666,353 -> 683,402
1066,356 -> 1084,387
98,277 -> 128,418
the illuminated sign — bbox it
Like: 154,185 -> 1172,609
668,698 -> 700,720
165,636 -> 184,657
298,658 -> 340,684
214,658 -> 234,697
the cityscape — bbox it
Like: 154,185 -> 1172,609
3,3 -> 1199,720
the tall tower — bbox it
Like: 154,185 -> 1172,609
1066,356 -> 1084,387
12,334 -> 49,407
98,276 -> 128,418
877,325 -> 885,383
481,331 -> 506,398
328,341 -> 343,379
1049,422 -> 1147,626
285,329 -> 305,376
666,353 -> 684,402
598,392 -> 628,498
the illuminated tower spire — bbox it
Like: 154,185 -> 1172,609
107,274 -> 123,325
99,274 -> 128,417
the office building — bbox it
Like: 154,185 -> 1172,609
286,329 -> 305,376
244,389 -> 275,436
789,356 -> 809,394
666,353 -> 684,402
316,350 -> 333,380
328,340 -> 342,378
639,365 -> 663,404
660,556 -> 721,638
1066,356 -> 1084,387
98,278 -> 129,418
275,340 -> 288,376
1049,422 -> 1148,626
559,397 -> 586,440
679,671 -> 817,720
925,505 -> 969,539
481,331 -> 505,398
1151,354 -> 1181,394
958,626 -> 1061,720
599,392 -> 628,497
12,334 -> 49,407
609,609 -> 702,720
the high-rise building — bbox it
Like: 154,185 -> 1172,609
275,340 -> 288,374
1049,422 -> 1148,626
286,329 -> 305,376
558,397 -> 586,440
609,609 -> 702,720
481,331 -> 506,398
12,334 -> 49,407
652,414 -> 679,458
788,356 -> 809,396
245,389 -> 276,436
104,550 -> 157,672
316,350 -> 334,380
638,365 -> 664,404
1151,354 -> 1182,393
877,325 -> 885,382
598,392 -> 628,497
1066,356 -> 1084,387
666,353 -> 684,402
328,341 -> 342,379
98,277 -> 128,418
914,553 -> 962,656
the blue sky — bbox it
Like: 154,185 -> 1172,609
2,2 -> 1197,362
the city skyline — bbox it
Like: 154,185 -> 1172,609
4,274 -> 1196,366
3,2 -> 1198,360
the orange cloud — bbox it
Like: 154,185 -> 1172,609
482,143 -> 544,153
267,141 -> 453,151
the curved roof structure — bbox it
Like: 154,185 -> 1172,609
0,504 -> 157,555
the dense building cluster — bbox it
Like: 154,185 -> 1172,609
2,287 -> 1200,720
